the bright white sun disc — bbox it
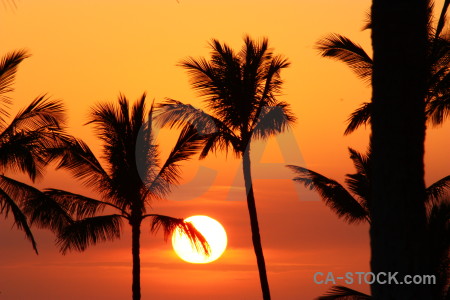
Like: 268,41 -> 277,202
172,215 -> 227,264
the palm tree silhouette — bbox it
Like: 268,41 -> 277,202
155,36 -> 296,300
0,50 -> 67,254
371,0 -> 431,298
288,148 -> 449,299
34,94 -> 209,300
316,1 -> 449,134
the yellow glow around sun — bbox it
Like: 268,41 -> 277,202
172,215 -> 227,264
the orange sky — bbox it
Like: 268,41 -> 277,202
1,0 -> 449,299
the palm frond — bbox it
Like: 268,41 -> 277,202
0,129 -> 47,180
344,173 -> 371,213
426,92 -> 450,125
0,49 -> 30,123
0,126 -> 70,180
316,285 -> 372,299
131,93 -> 147,139
348,148 -> 370,177
316,34 -> 373,82
180,36 -> 291,132
0,177 -> 38,254
146,124 -> 204,199
252,101 -> 296,140
87,97 -> 129,168
287,165 -> 368,224
361,11 -> 372,30
57,214 -> 123,254
52,137 -> 112,195
345,148 -> 372,211
435,0 -> 449,40
344,102 -> 372,135
0,175 -> 72,234
87,95 -> 149,211
198,130 -> 241,159
136,103 -> 161,196
426,175 -> 450,204
249,54 -> 291,131
155,99 -> 240,157
0,95 -> 65,136
148,214 -> 210,255
179,55 -> 237,125
0,96 -> 67,180
257,54 -> 290,104
155,99 -> 219,134
44,189 -> 123,220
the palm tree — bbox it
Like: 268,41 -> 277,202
316,1 -> 449,134
288,148 -> 449,299
0,50 -> 67,254
27,94 -> 209,300
155,36 -> 296,300
371,0 -> 430,298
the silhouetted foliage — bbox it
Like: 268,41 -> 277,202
156,36 -> 296,300
316,1 -> 449,134
0,50 -> 68,254
289,148 -> 450,298
38,94 -> 209,300
317,285 -> 371,300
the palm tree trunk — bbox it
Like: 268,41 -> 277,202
242,147 -> 271,300
370,0 -> 430,299
131,221 -> 141,300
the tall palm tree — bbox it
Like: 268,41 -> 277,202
26,94 -> 209,300
155,36 -> 296,300
288,148 -> 449,299
316,1 -> 449,134
371,0 -> 430,298
0,50 -> 67,254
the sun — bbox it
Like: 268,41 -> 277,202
172,215 -> 227,264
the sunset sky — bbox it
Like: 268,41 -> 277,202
1,0 -> 449,299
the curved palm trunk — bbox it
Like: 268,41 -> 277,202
131,221 -> 141,300
242,147 -> 271,300
370,0 -> 430,299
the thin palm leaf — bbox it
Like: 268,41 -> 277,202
426,175 -> 450,204
0,175 -> 72,234
0,182 -> 38,254
252,101 -> 297,139
320,2 -> 449,133
0,96 -> 66,181
146,124 -> 205,199
344,102 -> 371,135
155,99 -> 241,157
148,214 -> 210,255
287,165 -> 368,224
0,70 -> 68,253
0,50 -> 29,123
316,34 -> 373,82
52,137 -> 113,196
317,285 -> 372,300
43,189 -> 118,220
434,0 -> 449,40
57,214 -> 124,254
